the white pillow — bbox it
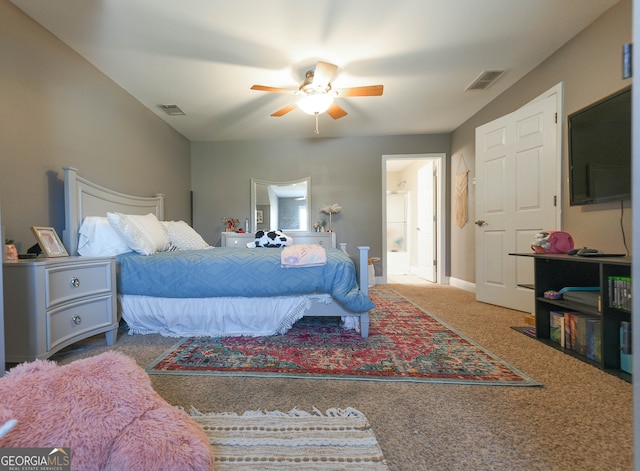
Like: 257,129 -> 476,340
162,220 -> 211,251
78,216 -> 132,257
106,212 -> 170,255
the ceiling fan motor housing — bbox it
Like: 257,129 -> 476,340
300,70 -> 332,95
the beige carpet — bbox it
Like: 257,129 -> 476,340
49,283 -> 633,471
189,406 -> 388,470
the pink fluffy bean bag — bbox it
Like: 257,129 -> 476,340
0,351 -> 214,470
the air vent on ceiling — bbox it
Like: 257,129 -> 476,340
466,69 -> 507,90
160,104 -> 186,116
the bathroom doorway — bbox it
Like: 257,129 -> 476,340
382,153 -> 445,284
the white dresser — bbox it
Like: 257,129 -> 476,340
221,231 -> 336,248
3,256 -> 118,362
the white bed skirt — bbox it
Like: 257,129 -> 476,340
119,294 -> 359,338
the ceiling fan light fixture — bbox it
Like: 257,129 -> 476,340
298,93 -> 334,115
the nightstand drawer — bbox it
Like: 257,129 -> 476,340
224,236 -> 250,247
47,295 -> 114,351
45,261 -> 112,308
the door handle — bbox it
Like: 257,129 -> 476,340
475,220 -> 487,227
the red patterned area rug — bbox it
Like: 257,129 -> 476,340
145,289 -> 540,386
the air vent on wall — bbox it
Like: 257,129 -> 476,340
160,104 -> 186,116
466,69 -> 507,90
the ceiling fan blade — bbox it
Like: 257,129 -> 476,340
270,104 -> 297,117
251,84 -> 296,94
335,85 -> 384,97
326,104 -> 348,120
312,61 -> 338,88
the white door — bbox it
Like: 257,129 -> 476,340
475,92 -> 559,312
416,161 -> 437,282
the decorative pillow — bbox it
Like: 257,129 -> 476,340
107,212 -> 170,255
162,220 -> 211,251
78,216 -> 132,257
247,230 -> 293,248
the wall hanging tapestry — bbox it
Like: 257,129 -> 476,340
455,154 -> 470,228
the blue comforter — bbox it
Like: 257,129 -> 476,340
116,247 -> 374,313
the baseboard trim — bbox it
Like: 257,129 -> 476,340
449,277 -> 476,292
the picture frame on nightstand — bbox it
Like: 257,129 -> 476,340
31,226 -> 68,257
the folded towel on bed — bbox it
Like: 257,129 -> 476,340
281,244 -> 327,268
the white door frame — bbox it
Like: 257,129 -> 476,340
382,153 -> 446,284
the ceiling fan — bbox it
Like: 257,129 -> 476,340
251,61 -> 383,133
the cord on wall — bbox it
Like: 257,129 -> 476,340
620,199 -> 630,255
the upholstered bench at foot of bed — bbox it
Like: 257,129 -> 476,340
0,351 -> 214,470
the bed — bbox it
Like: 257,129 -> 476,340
62,167 -> 373,338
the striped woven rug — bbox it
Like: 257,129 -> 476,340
189,407 -> 388,470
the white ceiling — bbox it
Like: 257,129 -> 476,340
12,0 -> 619,142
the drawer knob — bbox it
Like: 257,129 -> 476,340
72,315 -> 82,325
70,277 -> 80,288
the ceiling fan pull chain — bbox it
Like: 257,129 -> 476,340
314,112 -> 320,134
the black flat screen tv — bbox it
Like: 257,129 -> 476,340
568,86 -> 631,206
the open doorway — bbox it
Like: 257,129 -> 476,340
382,153 -> 446,284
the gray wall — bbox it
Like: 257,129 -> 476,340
191,135 -> 451,271
0,2 -> 191,253
450,0 -> 632,283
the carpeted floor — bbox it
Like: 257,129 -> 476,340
49,283 -> 633,471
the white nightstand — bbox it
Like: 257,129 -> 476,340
3,256 -> 118,362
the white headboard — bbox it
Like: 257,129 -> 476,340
63,167 -> 165,255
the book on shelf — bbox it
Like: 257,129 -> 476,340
562,312 -> 599,355
608,275 -> 632,311
620,321 -> 632,354
585,317 -> 602,362
574,314 -> 592,356
566,312 -> 581,353
563,312 -> 576,350
549,311 -> 565,347
620,321 -> 632,374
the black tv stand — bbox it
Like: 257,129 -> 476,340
511,253 -> 631,382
